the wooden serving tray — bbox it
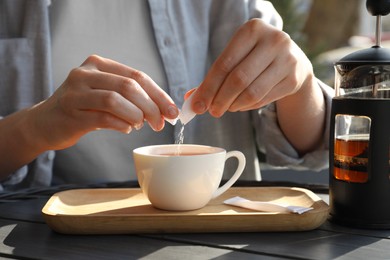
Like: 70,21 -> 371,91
42,187 -> 329,234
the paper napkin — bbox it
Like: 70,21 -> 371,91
224,196 -> 313,214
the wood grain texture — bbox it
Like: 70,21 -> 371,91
42,187 -> 329,234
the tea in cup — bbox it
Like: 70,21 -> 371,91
133,144 -> 246,211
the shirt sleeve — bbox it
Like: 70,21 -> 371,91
0,167 -> 28,192
0,1 -> 53,190
0,151 -> 55,191
255,79 -> 334,171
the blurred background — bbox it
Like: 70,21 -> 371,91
269,0 -> 390,86
260,0 -> 390,185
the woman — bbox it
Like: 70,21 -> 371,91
0,0 -> 332,190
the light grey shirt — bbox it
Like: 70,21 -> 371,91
0,0 -> 54,190
49,0 -> 173,184
0,0 -> 333,190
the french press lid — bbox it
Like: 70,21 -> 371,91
335,0 -> 390,94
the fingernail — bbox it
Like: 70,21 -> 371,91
210,107 -> 224,118
152,123 -> 163,132
168,104 -> 179,117
133,122 -> 143,130
194,101 -> 206,114
150,117 -> 165,132
125,127 -> 132,134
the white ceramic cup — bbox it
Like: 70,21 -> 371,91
133,144 -> 246,211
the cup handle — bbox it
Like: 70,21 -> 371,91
212,151 -> 246,199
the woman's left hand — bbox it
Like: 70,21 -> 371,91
190,18 -> 314,117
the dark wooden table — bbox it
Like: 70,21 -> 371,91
0,182 -> 389,260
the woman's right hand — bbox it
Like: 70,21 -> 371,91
31,55 -> 178,150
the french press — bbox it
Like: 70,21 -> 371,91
329,0 -> 390,228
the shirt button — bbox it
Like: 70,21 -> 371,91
47,151 -> 55,161
163,37 -> 171,46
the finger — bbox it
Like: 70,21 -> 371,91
229,35 -> 305,111
208,43 -> 276,117
72,68 -> 165,131
82,55 -> 178,120
233,75 -> 289,111
184,88 -> 197,100
77,110 -> 134,134
229,49 -> 293,112
193,20 -> 264,114
73,88 -> 148,128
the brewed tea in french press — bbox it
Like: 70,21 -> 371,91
329,0 -> 390,228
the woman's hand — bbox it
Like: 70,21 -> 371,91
33,55 -> 179,150
191,18 -> 314,116
190,18 -> 325,154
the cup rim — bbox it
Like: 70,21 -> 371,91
133,144 -> 225,157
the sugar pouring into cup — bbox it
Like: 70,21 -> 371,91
133,144 -> 246,211
165,89 -> 197,152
